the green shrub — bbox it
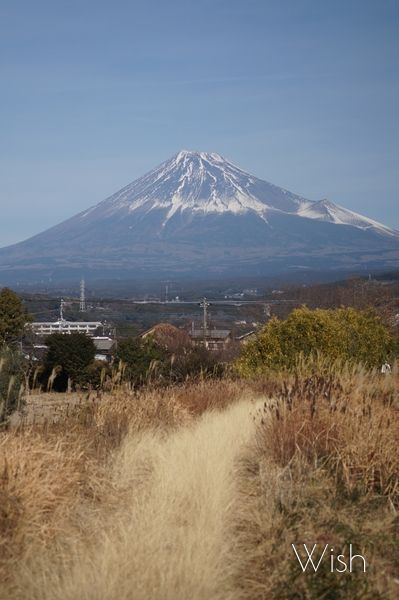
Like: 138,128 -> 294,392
115,337 -> 166,385
170,346 -> 226,381
115,336 -> 228,385
43,333 -> 96,391
0,287 -> 31,345
83,360 -> 111,390
236,306 -> 397,375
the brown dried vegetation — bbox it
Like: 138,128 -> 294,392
0,370 -> 398,599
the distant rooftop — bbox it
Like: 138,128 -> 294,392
190,329 -> 231,340
93,336 -> 114,351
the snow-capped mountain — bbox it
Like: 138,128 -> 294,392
78,150 -> 310,224
297,198 -> 397,237
0,150 -> 398,283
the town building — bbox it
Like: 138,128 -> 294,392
30,319 -> 103,336
93,336 -> 115,362
189,328 -> 232,351
29,299 -> 103,336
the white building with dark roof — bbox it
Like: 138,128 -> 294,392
30,319 -> 103,336
29,299 -> 103,336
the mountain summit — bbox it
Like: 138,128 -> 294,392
82,150 -> 310,223
0,150 -> 398,282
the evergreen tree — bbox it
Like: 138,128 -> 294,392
115,337 -> 165,385
0,288 -> 31,345
44,333 -> 96,391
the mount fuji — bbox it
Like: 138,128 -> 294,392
1,150 -> 398,283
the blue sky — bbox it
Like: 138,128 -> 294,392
1,0 -> 398,246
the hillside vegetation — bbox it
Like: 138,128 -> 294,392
236,307 -> 397,374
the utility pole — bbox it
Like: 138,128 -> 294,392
60,298 -> 65,321
199,297 -> 210,341
80,278 -> 86,312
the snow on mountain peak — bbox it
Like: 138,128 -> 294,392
297,198 -> 398,237
2,150 -> 399,283
77,151 -> 398,240
81,150 -> 309,224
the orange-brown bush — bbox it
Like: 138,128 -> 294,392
234,365 -> 399,599
255,367 -> 399,504
0,429 -> 109,585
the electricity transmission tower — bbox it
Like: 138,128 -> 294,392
60,298 -> 65,321
199,297 -> 211,340
80,278 -> 86,312
163,280 -> 177,303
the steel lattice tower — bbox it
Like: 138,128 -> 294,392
79,278 -> 86,312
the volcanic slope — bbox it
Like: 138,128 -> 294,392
0,150 -> 398,281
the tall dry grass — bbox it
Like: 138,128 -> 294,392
234,366 -> 399,599
1,380 -> 255,599
0,371 -> 398,599
1,387 -> 259,600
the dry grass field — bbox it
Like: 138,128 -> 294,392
1,370 -> 398,599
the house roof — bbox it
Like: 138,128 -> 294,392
140,323 -> 191,350
236,330 -> 256,341
190,329 -> 231,340
141,323 -> 182,338
93,336 -> 114,351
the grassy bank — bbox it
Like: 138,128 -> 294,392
1,372 -> 398,599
